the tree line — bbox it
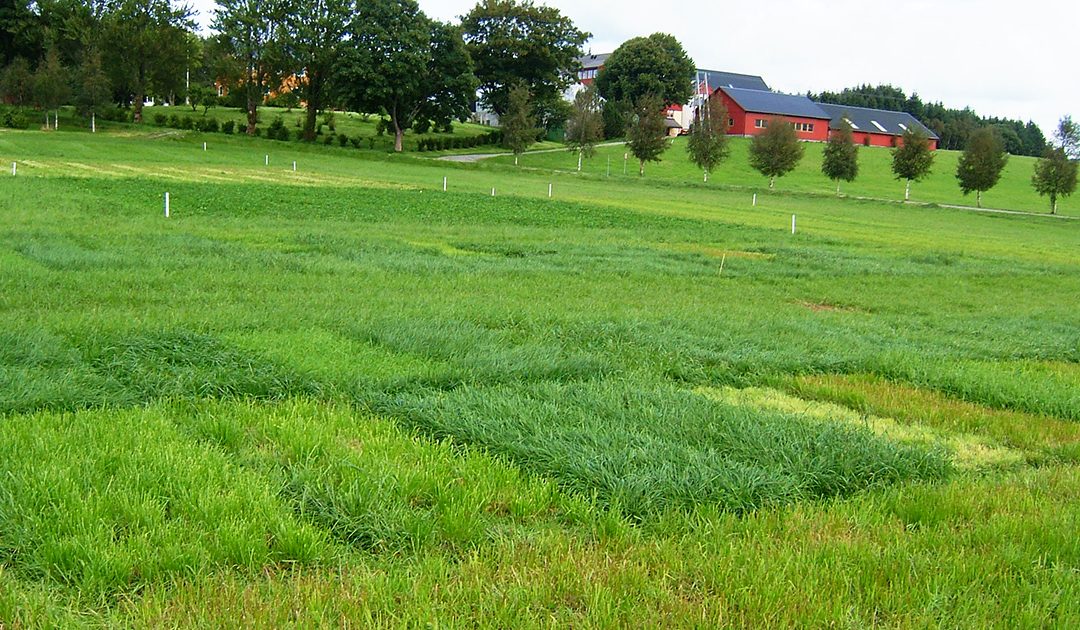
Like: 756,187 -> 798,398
809,84 -> 1047,157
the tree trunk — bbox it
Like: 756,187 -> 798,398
905,180 -> 911,201
639,160 -> 645,176
836,181 -> 840,195
133,95 -> 144,124
515,154 -> 519,166
704,170 -> 708,183
1051,195 -> 1057,215
577,150 -> 582,172
54,110 -> 58,130
303,71 -> 321,141
393,121 -> 404,153
977,190 -> 982,208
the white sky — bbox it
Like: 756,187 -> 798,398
189,0 -> 1078,136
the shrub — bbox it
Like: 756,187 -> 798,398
167,114 -> 181,128
412,118 -> 431,134
221,120 -> 235,134
375,118 -> 388,136
267,116 -> 290,141
198,118 -> 219,133
322,134 -> 333,145
349,136 -> 362,149
2,108 -> 28,129
153,113 -> 168,126
180,116 -> 195,130
322,111 -> 336,131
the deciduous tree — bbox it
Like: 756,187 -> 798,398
1032,147 -> 1077,214
1053,115 -> 1080,160
214,0 -> 286,135
891,127 -> 935,200
565,84 -> 603,171
626,93 -> 667,176
0,55 -> 33,104
281,0 -> 350,141
821,119 -> 859,194
74,47 -> 111,123
955,126 -> 1008,207
749,117 -> 803,189
686,92 -> 729,181
33,47 -> 69,128
340,0 -> 476,152
461,0 -> 587,124
501,81 -> 540,164
595,33 -> 694,107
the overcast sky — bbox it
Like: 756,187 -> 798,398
191,0 -> 1077,136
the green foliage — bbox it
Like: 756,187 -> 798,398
214,0 -> 288,135
686,93 -> 729,177
267,116 -> 290,141
601,97 -> 629,139
339,0 -> 476,152
461,0 -> 587,117
891,128 -> 935,199
1031,146 -> 1078,214
565,84 -> 604,169
821,119 -> 859,191
500,82 -> 541,160
281,0 -> 350,140
32,47 -> 70,111
595,33 -> 695,107
626,93 -> 668,176
74,48 -> 111,116
1,106 -> 28,129
1053,115 -> 1080,160
187,84 -> 217,115
221,119 -> 235,134
0,56 -> 34,105
749,117 -> 804,188
955,127 -> 1008,206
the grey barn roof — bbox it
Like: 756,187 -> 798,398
816,103 -> 939,139
577,53 -> 610,70
720,87 -> 830,120
697,70 -> 769,92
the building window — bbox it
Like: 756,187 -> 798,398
791,122 -> 815,132
729,118 -> 734,127
755,119 -> 768,128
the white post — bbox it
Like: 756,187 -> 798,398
704,171 -> 708,183
792,214 -> 796,234
442,176 -> 447,192
164,192 -> 170,218
752,193 -> 757,207
491,187 -> 496,197
606,157 -> 610,177
91,113 -> 96,133
292,161 -> 297,172
54,111 -> 58,130
203,142 -> 207,151
11,162 -> 16,176
265,154 -> 269,166
548,183 -> 552,198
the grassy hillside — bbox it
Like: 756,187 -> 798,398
0,126 -> 1078,626
490,136 -> 1079,216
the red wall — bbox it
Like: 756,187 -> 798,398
717,91 -> 829,142
843,130 -> 939,151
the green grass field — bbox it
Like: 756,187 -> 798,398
1,125 -> 1078,626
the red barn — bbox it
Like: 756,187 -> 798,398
817,103 -> 939,150
716,87 -> 831,142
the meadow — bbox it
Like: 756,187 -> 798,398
0,124 -> 1078,626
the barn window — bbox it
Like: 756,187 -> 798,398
755,119 -> 768,128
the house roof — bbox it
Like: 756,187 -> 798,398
663,117 -> 683,129
576,53 -> 610,71
697,70 -> 769,92
816,103 -> 939,139
719,87 -> 830,120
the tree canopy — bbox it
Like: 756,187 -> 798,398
686,92 -> 729,181
821,120 -> 859,193
1032,146 -> 1077,215
501,81 -> 541,163
625,93 -> 668,176
955,127 -> 1008,207
461,0 -> 587,121
565,84 -> 603,171
594,33 -> 694,107
280,0 -> 350,140
340,0 -> 476,152
748,118 -> 804,188
891,128 -> 935,200
214,0 -> 287,135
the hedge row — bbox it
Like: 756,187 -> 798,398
416,130 -> 503,152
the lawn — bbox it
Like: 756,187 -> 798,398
0,125 -> 1078,626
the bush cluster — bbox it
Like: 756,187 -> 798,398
416,130 -> 502,152
1,107 -> 29,129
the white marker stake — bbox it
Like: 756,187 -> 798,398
606,157 -> 611,177
753,193 -> 757,207
265,154 -> 269,166
11,162 -> 16,176
164,192 -> 170,218
203,142 -> 207,151
91,113 -> 96,133
792,214 -> 797,234
443,176 -> 447,192
292,161 -> 297,172
491,187 -> 496,197
548,183 -> 552,198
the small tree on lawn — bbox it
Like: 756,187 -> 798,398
1032,146 -> 1077,214
892,127 -> 935,200
1055,115 -> 1080,160
686,92 -> 729,182
33,48 -> 70,129
75,49 -> 112,131
748,117 -> 803,189
502,81 -> 541,165
956,126 -> 1008,208
626,93 -> 667,176
565,84 -> 603,171
821,119 -> 859,194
